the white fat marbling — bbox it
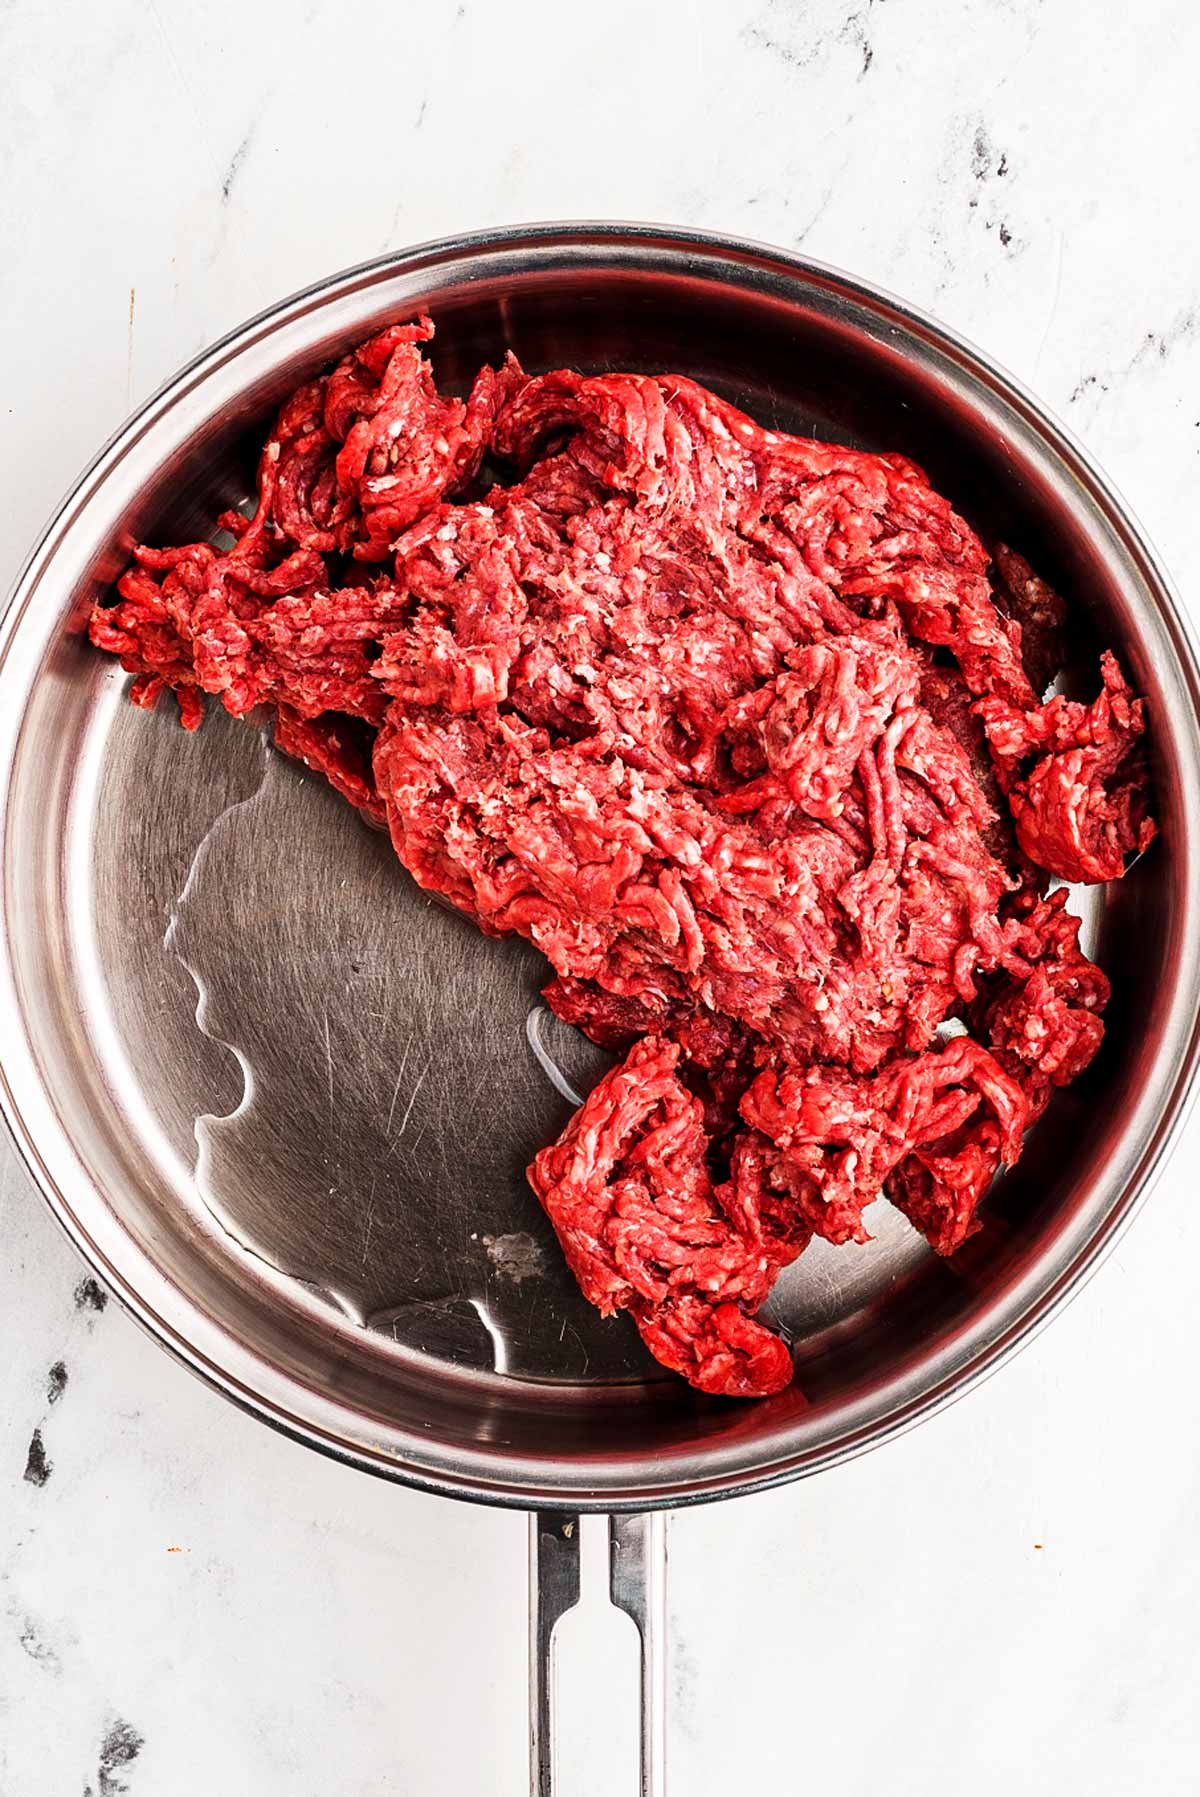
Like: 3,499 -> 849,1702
3,0 -> 1200,1791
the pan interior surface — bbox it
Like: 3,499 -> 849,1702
3,229 -> 1198,1506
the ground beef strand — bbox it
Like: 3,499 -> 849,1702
88,322 -> 1154,1400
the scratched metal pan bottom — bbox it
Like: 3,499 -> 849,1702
2,225 -> 1200,1510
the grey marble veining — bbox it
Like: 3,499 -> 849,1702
3,0 -> 1200,1791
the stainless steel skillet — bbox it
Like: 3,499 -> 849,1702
2,224 -> 1198,1793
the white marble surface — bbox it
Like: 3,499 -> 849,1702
3,0 -> 1200,1791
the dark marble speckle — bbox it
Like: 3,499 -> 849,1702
743,21 -> 811,68
18,1617 -> 62,1672
744,4 -> 875,77
47,1359 -> 68,1404
970,123 -> 1010,185
972,125 -> 992,179
97,1718 -> 145,1796
967,126 -> 1020,256
23,1428 -> 52,1487
1141,308 -> 1198,361
1069,372 -> 1110,404
1071,307 -> 1198,408
74,1276 -> 108,1314
221,130 -> 253,202
844,8 -> 875,77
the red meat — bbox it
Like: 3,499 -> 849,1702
528,1036 -> 806,1398
990,542 -> 1069,699
87,322 -> 1154,1399
273,707 -> 385,824
738,1034 -> 1026,1248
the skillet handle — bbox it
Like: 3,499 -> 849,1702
528,1510 -> 668,1795
609,1511 -> 668,1795
529,1510 -> 581,1795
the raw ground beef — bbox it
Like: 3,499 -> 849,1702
90,319 -> 1155,1400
